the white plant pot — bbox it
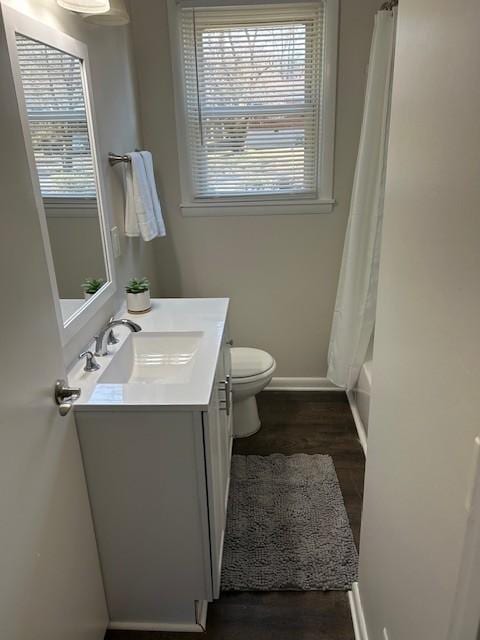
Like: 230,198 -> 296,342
127,289 -> 151,313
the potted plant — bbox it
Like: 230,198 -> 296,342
81,277 -> 104,299
126,277 -> 151,313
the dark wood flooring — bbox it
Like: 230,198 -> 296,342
105,391 -> 365,640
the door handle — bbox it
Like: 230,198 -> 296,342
54,379 -> 81,416
219,375 -> 232,416
225,375 -> 231,416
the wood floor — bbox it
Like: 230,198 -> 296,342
105,391 -> 365,640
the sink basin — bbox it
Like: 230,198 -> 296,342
99,331 -> 204,384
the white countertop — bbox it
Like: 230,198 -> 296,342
70,298 -> 229,411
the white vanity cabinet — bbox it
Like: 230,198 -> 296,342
74,300 -> 233,632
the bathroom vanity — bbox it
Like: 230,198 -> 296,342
72,298 -> 232,631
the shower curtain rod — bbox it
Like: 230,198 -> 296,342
380,0 -> 398,9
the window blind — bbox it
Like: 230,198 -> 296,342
179,1 -> 324,198
15,34 -> 97,199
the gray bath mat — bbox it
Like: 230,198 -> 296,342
221,454 -> 358,591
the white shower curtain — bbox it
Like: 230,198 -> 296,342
327,9 -> 396,390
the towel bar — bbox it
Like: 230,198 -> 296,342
108,152 -> 131,166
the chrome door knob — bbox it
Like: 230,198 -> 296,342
54,379 -> 81,416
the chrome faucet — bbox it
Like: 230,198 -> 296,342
95,318 -> 142,356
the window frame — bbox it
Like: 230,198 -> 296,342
168,0 -> 338,216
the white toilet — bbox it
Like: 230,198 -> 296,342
231,347 -> 276,437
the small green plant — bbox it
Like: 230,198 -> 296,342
81,277 -> 104,295
125,277 -> 150,294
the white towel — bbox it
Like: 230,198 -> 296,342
125,151 -> 166,241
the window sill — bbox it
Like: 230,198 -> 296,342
180,199 -> 336,217
43,198 -> 98,218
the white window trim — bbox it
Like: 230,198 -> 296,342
168,0 -> 338,217
43,197 -> 99,217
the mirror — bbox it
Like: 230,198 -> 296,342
13,30 -> 111,327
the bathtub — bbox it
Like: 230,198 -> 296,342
346,359 -> 372,455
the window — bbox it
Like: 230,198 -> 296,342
15,34 -> 97,200
170,0 -> 338,215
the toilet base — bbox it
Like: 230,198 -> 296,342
233,396 -> 261,438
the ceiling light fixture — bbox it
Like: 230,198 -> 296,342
57,0 -> 110,15
82,0 -> 130,25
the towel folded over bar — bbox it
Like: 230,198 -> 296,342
125,150 -> 166,241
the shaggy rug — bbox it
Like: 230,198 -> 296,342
221,453 -> 358,591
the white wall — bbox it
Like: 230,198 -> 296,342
46,210 -> 107,299
2,0 -> 161,366
358,1 -> 480,638
129,0 -> 379,378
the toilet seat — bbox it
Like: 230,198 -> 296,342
232,362 -> 276,386
231,347 -> 275,382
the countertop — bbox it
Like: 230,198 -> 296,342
70,298 -> 229,411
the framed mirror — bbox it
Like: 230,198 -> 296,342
3,7 -> 115,344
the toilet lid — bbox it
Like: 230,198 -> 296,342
231,347 -> 275,378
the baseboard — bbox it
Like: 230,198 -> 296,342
195,600 -> 208,631
266,377 -> 343,391
346,390 -> 368,456
348,582 -> 369,640
108,600 -> 209,632
108,619 -> 206,632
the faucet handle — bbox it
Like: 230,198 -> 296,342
107,329 -> 119,345
79,350 -> 100,372
107,316 -> 120,345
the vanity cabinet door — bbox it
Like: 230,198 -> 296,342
202,342 -> 233,598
